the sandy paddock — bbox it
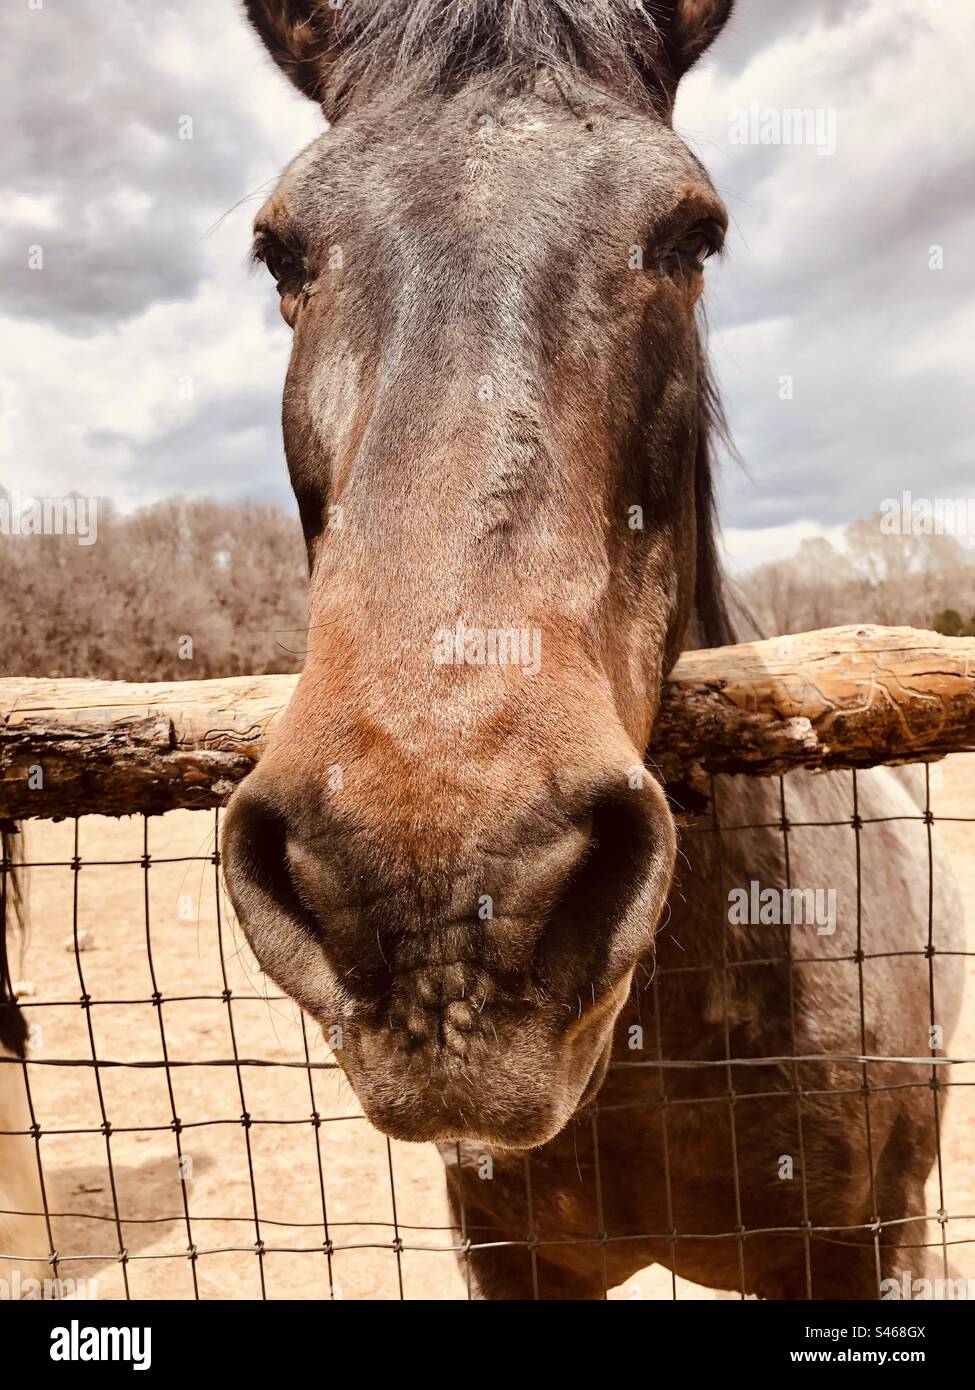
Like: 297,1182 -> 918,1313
4,756 -> 973,1301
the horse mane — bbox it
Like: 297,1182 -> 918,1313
694,353 -> 738,650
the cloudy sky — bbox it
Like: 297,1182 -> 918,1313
1,0 -> 972,570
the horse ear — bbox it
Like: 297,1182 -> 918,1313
243,0 -> 340,105
641,0 -> 735,102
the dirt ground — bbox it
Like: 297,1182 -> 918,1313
7,755 -> 974,1300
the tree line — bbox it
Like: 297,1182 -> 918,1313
1,495 -> 308,679
2,495 -> 973,679
735,517 -> 975,641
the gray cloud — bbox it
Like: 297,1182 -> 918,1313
680,0 -> 975,541
0,0 -> 291,335
113,387 -> 292,506
709,0 -> 879,78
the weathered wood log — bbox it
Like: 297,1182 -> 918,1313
0,625 -> 972,820
0,674 -> 294,821
651,623 -> 975,792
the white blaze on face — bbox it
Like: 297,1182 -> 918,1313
310,339 -> 362,465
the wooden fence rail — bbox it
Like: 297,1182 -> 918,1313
1,625 -> 972,820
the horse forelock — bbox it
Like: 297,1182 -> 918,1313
320,0 -> 672,113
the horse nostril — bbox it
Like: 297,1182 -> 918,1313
536,778 -> 676,994
284,833 -> 347,921
221,781 -> 374,1033
221,783 -> 310,937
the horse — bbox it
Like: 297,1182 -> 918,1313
223,0 -> 965,1298
0,825 -> 49,1295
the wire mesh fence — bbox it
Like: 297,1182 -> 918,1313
1,754 -> 973,1300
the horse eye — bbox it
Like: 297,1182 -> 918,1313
672,221 -> 725,266
254,234 -> 305,293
